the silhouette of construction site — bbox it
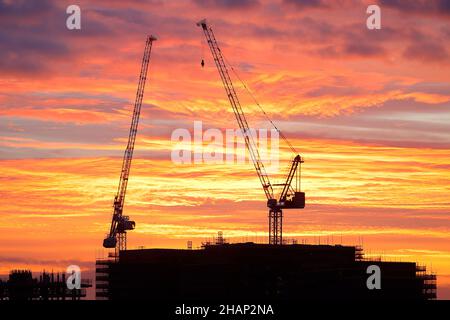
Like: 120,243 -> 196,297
94,23 -> 437,302
96,235 -> 436,300
0,270 -> 92,301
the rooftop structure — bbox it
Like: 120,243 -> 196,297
96,242 -> 436,300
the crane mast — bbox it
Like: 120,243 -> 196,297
103,35 -> 157,252
197,20 -> 305,245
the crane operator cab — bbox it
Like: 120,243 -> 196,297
267,153 -> 305,210
267,191 -> 305,210
117,216 -> 136,233
282,191 -> 305,209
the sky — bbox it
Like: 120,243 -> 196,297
0,0 -> 449,299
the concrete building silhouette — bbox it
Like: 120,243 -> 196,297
96,242 -> 436,300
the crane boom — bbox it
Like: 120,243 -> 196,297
197,20 -> 274,200
103,35 -> 157,252
197,20 -> 305,245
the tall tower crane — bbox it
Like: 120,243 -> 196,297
103,35 -> 157,252
197,20 -> 305,245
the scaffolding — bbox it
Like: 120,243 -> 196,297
416,264 -> 437,299
95,252 -> 118,300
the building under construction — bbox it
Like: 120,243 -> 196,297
0,270 -> 92,301
96,241 -> 436,300
96,22 -> 437,301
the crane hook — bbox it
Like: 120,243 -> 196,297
201,59 -> 205,68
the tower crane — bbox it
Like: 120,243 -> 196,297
103,35 -> 157,252
197,20 -> 305,245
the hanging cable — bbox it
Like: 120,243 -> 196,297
220,54 -> 297,154
200,37 -> 205,67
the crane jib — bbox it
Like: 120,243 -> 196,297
198,21 -> 274,201
103,35 -> 157,251
197,20 -> 305,245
